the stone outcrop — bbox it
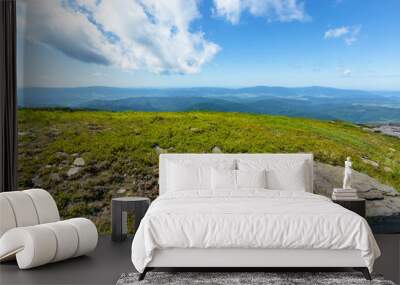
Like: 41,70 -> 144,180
314,162 -> 400,233
372,125 -> 400,138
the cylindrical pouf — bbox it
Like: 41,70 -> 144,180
0,219 -> 97,269
0,226 -> 57,269
64,218 -> 98,257
23,189 -> 60,224
0,192 -> 39,227
0,189 -> 60,239
0,196 -> 17,237
42,221 -> 79,262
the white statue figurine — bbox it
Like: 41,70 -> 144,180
343,157 -> 352,190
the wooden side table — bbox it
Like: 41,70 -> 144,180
332,198 -> 366,218
112,197 -> 150,242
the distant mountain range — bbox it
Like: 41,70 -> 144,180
17,86 -> 400,124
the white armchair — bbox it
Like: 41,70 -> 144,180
0,189 -> 98,269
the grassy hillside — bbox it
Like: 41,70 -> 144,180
17,109 -> 400,233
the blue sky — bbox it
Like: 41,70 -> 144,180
17,0 -> 400,90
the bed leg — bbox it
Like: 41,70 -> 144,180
354,267 -> 371,280
138,268 -> 148,281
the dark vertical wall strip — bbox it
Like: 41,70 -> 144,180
0,0 -> 17,192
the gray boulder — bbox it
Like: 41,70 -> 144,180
32,175 -> 43,187
117,188 -> 126,194
73,157 -> 85,166
67,167 -> 81,177
212,146 -> 222,153
361,158 -> 379,168
153,145 -> 167,155
55,152 -> 68,159
49,173 -> 61,183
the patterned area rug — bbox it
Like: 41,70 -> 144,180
116,272 -> 395,285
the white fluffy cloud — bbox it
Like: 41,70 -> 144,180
343,69 -> 352,77
20,0 -> 220,74
324,26 -> 349,39
324,25 -> 361,45
212,0 -> 309,24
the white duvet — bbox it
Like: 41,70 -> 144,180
131,190 -> 380,273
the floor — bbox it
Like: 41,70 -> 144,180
0,236 -> 134,285
1,234 -> 399,285
373,234 -> 400,284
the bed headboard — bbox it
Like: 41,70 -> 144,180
159,153 -> 314,195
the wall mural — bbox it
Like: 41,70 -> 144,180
16,0 -> 400,233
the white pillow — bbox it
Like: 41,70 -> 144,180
211,168 -> 236,190
238,159 -> 308,192
167,162 -> 210,191
166,159 -> 236,192
211,168 -> 268,190
236,169 -> 267,189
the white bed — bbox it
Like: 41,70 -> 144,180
131,154 -> 380,280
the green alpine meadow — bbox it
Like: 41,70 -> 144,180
17,109 -> 400,233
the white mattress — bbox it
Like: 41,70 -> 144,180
131,190 -> 380,273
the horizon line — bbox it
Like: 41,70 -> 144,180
16,85 -> 400,93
